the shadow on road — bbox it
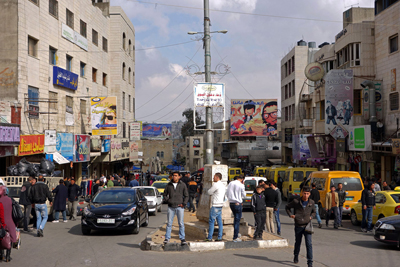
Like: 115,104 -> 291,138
117,243 -> 141,248
234,254 -> 297,267
350,240 -> 398,250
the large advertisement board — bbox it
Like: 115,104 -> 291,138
325,70 -> 354,135
230,99 -> 278,137
110,138 -> 130,161
292,134 -> 312,163
74,134 -> 90,162
142,124 -> 172,139
56,133 -> 73,161
91,97 -> 118,136
194,83 -> 225,107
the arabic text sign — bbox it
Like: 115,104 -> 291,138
0,125 -> 20,144
56,133 -> 73,162
129,141 -> 139,162
194,83 -> 225,107
91,97 -> 118,136
130,122 -> 142,141
74,134 -> 90,162
62,23 -> 88,51
110,138 -> 130,161
142,124 -> 172,139
53,66 -> 78,91
19,135 -> 45,156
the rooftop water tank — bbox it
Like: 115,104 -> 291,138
297,40 -> 307,46
308,42 -> 316,48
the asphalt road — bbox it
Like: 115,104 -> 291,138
9,201 -> 400,267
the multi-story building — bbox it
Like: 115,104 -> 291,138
0,0 -> 135,180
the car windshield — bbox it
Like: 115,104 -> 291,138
278,171 -> 285,179
7,187 -> 22,198
390,194 -> 400,203
330,178 -> 363,191
153,182 -> 168,189
139,188 -> 155,196
244,180 -> 257,192
92,190 -> 136,204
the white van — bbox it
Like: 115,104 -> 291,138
242,176 -> 267,208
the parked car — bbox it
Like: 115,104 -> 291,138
133,186 -> 163,215
81,188 -> 148,235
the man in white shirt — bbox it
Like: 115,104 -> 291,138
205,173 -> 226,241
226,175 -> 245,242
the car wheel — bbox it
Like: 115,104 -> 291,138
142,211 -> 149,227
132,214 -> 140,235
81,226 -> 91,235
351,210 -> 360,226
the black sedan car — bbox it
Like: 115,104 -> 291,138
81,188 -> 149,235
374,215 -> 400,249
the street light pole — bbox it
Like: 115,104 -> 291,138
204,0 -> 213,165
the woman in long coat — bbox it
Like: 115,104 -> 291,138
52,179 -> 68,222
0,186 -> 16,262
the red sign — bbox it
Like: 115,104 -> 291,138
19,135 -> 45,156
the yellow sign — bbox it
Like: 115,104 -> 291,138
91,97 -> 118,136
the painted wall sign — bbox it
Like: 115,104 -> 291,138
53,66 -> 78,91
19,135 -> 45,156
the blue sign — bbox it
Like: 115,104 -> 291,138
56,133 -> 74,161
53,66 -> 78,91
101,135 -> 111,153
142,124 -> 172,139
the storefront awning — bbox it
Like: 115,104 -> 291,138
52,152 -> 70,164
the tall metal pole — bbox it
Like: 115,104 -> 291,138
204,0 -> 213,165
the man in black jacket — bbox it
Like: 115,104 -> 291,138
28,175 -> 53,237
251,186 -> 266,240
286,186 -> 316,267
361,182 -> 376,232
67,178 -> 82,221
163,171 -> 189,245
264,182 -> 279,234
310,183 -> 322,228
19,176 -> 34,232
336,183 -> 346,227
187,177 -> 197,213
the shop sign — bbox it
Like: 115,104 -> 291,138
110,138 -> 129,161
56,133 -> 73,162
74,135 -> 90,162
129,141 -> 139,162
19,135 -> 45,156
130,122 -> 141,141
53,66 -> 78,91
101,135 -> 111,153
0,124 -> 20,145
348,125 -> 371,152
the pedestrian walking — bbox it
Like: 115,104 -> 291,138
270,181 -> 282,235
251,186 -> 266,240
310,183 -> 322,228
325,185 -> 339,229
336,183 -> 346,227
128,176 -> 139,187
382,181 -> 391,190
163,171 -> 189,245
286,186 -> 316,267
226,175 -> 245,242
264,181 -> 279,234
52,179 -> 68,223
19,176 -> 34,232
0,186 -> 17,262
188,177 -> 197,213
28,175 -> 53,237
67,178 -> 82,221
205,173 -> 226,241
361,182 -> 376,232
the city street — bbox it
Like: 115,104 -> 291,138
10,201 -> 400,267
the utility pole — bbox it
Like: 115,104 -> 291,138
204,0 -> 213,165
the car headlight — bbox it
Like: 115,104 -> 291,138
122,207 -> 136,216
83,207 -> 94,216
380,223 -> 396,230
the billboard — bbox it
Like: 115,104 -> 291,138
130,122 -> 142,141
142,124 -> 172,139
91,97 -> 118,136
101,135 -> 111,153
194,83 -> 224,107
56,133 -> 74,161
292,134 -> 312,163
325,69 -> 354,135
230,99 -> 278,137
348,125 -> 372,152
74,134 -> 90,162
110,138 -> 130,161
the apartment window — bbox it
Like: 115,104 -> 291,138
129,95 -> 131,112
285,85 -> 288,99
129,40 -> 132,55
288,105 -> 292,121
288,83 -> 292,98
29,0 -> 39,5
49,47 -> 57,65
102,37 -> 108,52
285,107 -> 288,121
132,98 -> 135,115
66,55 -> 72,71
161,151 -> 164,158
49,91 -> 57,110
80,62 -> 86,77
128,68 -> 131,84
123,122 -> 126,138
288,59 -> 291,75
390,35 -> 398,54
28,86 -> 39,105
122,63 -> 126,80
80,20 -> 87,38
350,43 -> 361,66
354,89 -> 362,114
133,71 -> 135,84
157,151 -> 160,157
292,104 -> 295,120
123,33 -> 126,50
284,62 -> 288,77
66,9 -> 74,29
102,73 -> 107,86
66,95 -> 73,111
91,30 -> 98,46
80,100 -> 87,115
49,0 -> 58,18
315,101 -> 326,121
390,92 -> 399,111
123,92 -> 126,110
292,56 -> 295,72
92,68 -> 97,83
292,80 -> 295,96
28,36 -> 38,57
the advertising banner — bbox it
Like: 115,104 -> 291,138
142,124 -> 172,139
130,122 -> 142,141
45,130 -> 57,146
61,23 -> 88,51
91,97 -> 118,136
19,135 -> 45,156
230,99 -> 278,137
110,138 -> 130,161
348,125 -> 372,151
74,135 -> 90,162
101,135 -> 111,153
129,141 -> 139,162
91,136 -> 101,152
56,133 -> 73,161
392,139 -> 400,155
53,66 -> 78,91
0,124 -> 20,145
65,103 -> 74,126
363,82 -> 383,121
194,83 -> 225,107
325,69 -> 354,135
74,32 -> 88,51
292,134 -> 312,163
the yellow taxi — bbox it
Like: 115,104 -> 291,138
351,188 -> 400,226
152,178 -> 169,194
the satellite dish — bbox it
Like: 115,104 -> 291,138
305,62 -> 325,81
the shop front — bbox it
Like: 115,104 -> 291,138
0,123 -> 20,175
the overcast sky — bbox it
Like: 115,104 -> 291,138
112,0 -> 374,123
